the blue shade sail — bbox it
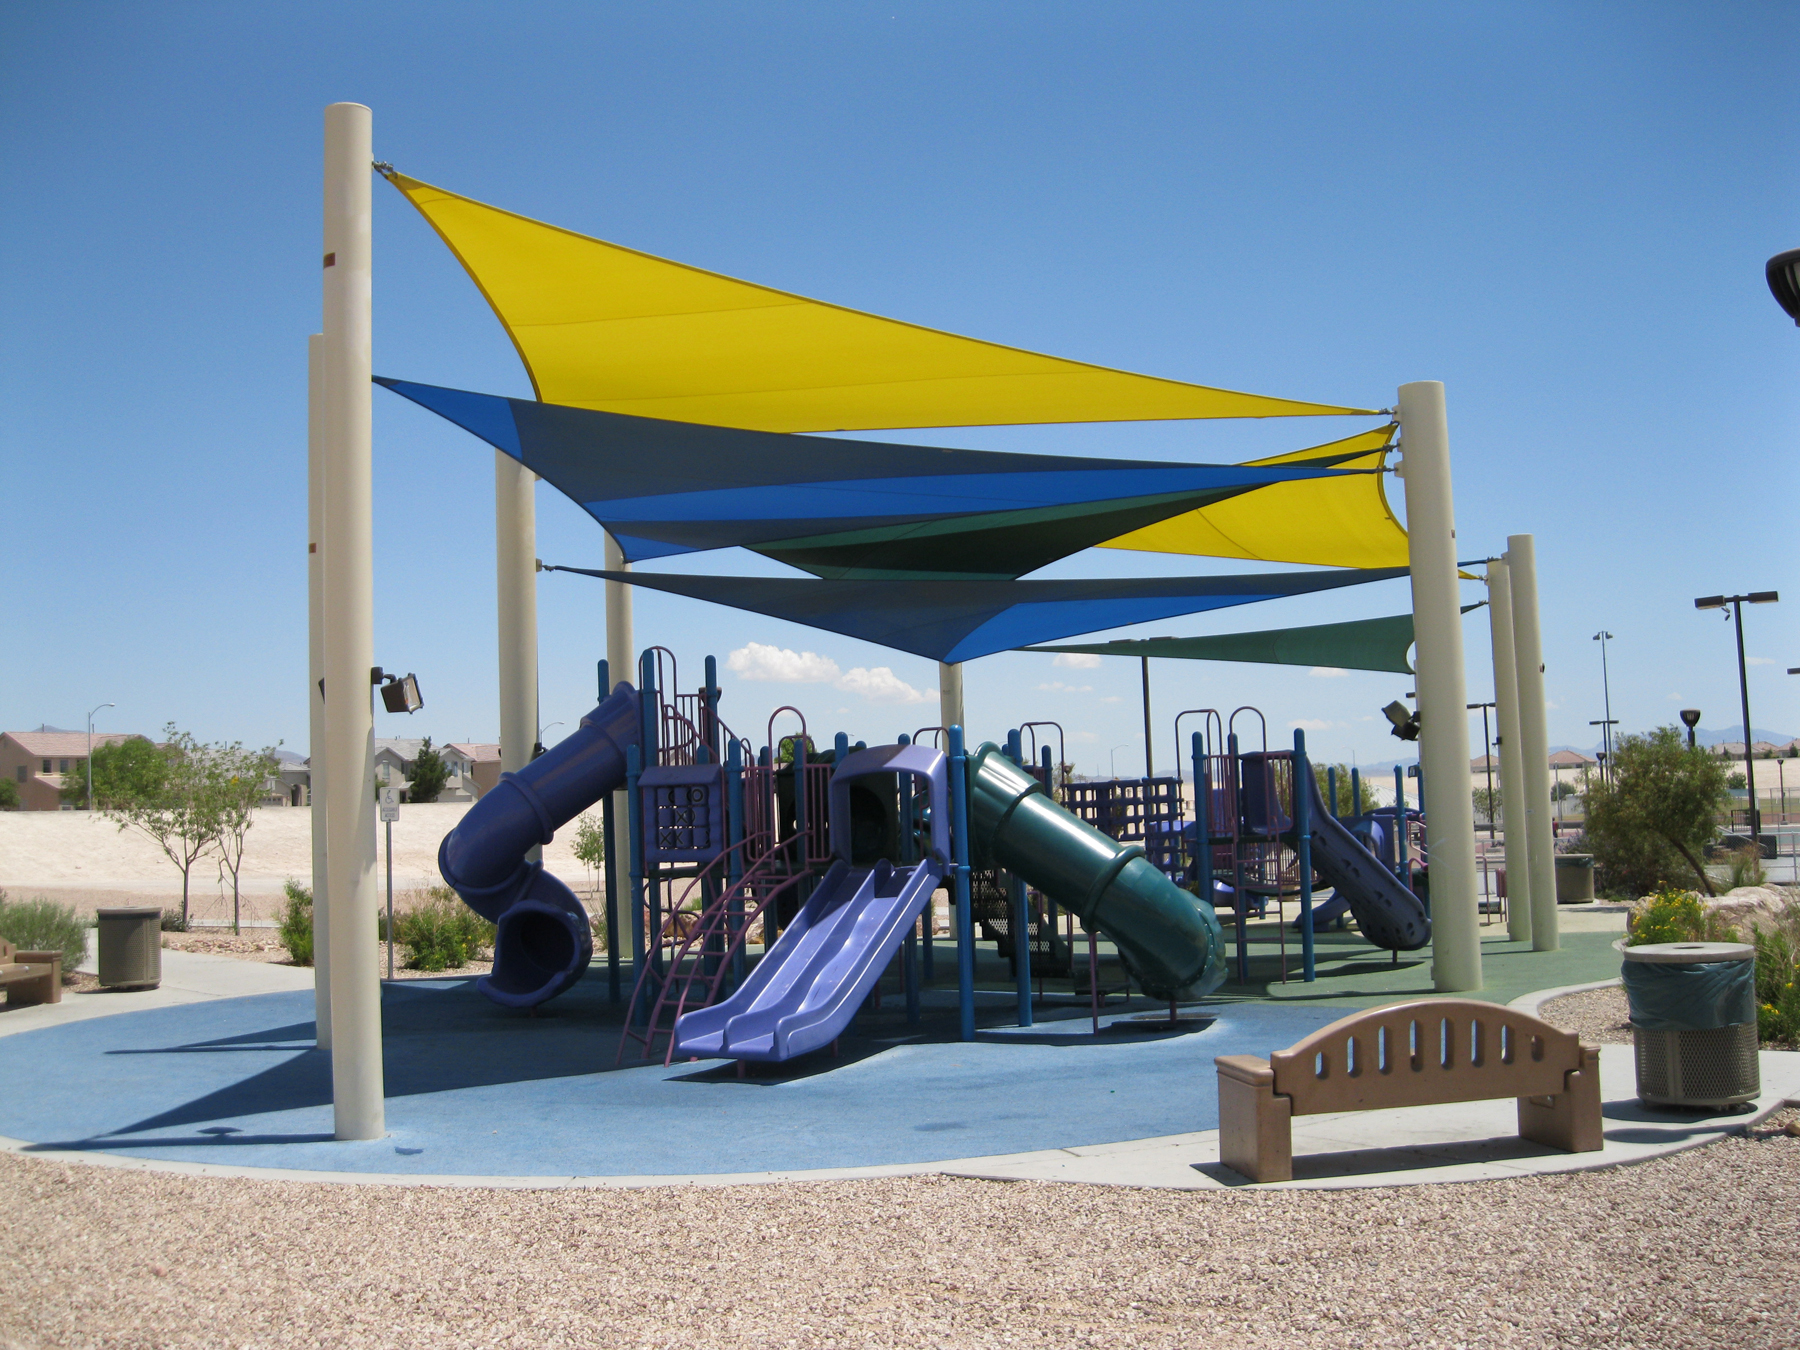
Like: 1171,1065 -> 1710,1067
376,377 -> 1365,578
543,566 -> 1409,664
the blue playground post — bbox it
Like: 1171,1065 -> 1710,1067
1394,765 -> 1410,890
703,655 -> 721,764
1350,766 -> 1362,819
899,734 -> 933,981
639,651 -> 662,982
835,730 -> 850,761
726,737 -> 746,990
1194,730 -> 1228,980
1294,728 -> 1315,982
949,724 -> 975,1041
626,740 -> 647,1027
597,659 -> 621,1004
1327,765 -> 1338,819
1039,743 -> 1058,977
793,735 -> 808,870
895,734 -> 922,1021
1228,731 -> 1249,983
1004,729 -> 1032,1027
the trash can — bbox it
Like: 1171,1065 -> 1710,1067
1619,940 -> 1759,1109
96,906 -> 162,989
1554,854 -> 1595,903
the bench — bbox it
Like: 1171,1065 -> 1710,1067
1215,998 -> 1601,1182
0,939 -> 62,1007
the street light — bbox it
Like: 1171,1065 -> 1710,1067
1695,591 -> 1780,841
1589,720 -> 1618,784
1592,631 -> 1615,773
1109,743 -> 1131,779
1680,708 -> 1701,749
85,702 -> 114,812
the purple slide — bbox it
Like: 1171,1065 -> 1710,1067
673,743 -> 949,1063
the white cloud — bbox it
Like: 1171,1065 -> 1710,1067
1071,730 -> 1098,743
1748,656 -> 1775,666
1289,718 -> 1333,731
726,642 -> 930,705
1052,652 -> 1103,669
1309,667 -> 1350,679
1100,696 -> 1124,704
1035,681 -> 1094,694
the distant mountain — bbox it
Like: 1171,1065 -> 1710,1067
1685,726 -> 1796,748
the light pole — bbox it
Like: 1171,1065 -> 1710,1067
1109,743 -> 1130,779
1680,707 -> 1701,750
1589,719 -> 1618,784
85,702 -> 114,812
1592,631 -> 1615,773
1695,592 -> 1779,842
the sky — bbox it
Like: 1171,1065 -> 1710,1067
3,2 -> 1797,776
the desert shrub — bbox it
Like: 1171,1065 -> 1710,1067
160,908 -> 187,932
1583,727 -> 1728,897
1752,897 -> 1800,1047
1724,845 -> 1766,890
278,879 -> 313,966
393,886 -> 494,971
0,892 -> 88,977
1625,887 -> 1739,946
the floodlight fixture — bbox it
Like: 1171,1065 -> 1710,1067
377,671 -> 423,714
1766,248 -> 1800,325
1680,707 -> 1701,748
1382,699 -> 1420,742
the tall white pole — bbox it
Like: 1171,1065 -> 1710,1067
603,530 -> 633,878
1487,558 -> 1532,945
1397,381 -> 1481,993
1506,534 -> 1559,952
322,102 -> 384,1139
307,333 -> 332,1048
938,661 -> 965,736
496,452 -> 539,795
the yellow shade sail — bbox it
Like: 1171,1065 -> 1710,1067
384,171 -> 1380,433
1099,426 -> 1409,568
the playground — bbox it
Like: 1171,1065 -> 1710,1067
6,90 -> 1800,1350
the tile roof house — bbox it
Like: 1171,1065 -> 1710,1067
442,743 -> 502,802
2,728 -> 151,811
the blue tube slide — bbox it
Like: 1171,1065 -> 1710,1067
1239,752 -> 1430,952
438,684 -> 641,1008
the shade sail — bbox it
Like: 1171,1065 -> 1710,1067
383,170 -> 1380,432
1026,603 -> 1481,674
545,565 -> 1408,664
377,376 -> 1361,579
1099,426 -> 1408,569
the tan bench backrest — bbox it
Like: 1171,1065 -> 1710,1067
0,940 -> 13,965
1269,998 -> 1582,1117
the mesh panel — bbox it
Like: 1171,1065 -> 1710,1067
1633,1023 -> 1760,1107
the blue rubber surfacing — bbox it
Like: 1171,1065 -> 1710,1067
0,981 -> 1348,1177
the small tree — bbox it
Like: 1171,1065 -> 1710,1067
1583,726 -> 1728,897
101,726 -> 221,928
85,737 -> 170,810
408,737 -> 449,803
207,742 -> 281,934
0,777 -> 17,811
571,811 -> 606,897
1311,762 -> 1379,815
1472,784 -> 1503,826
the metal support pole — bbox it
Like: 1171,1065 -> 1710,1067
1228,731 -> 1248,983
1507,535 -> 1559,952
1140,656 -> 1154,778
938,662 -> 964,739
1295,730 -> 1315,981
726,736 -> 746,991
1005,730 -> 1031,1026
495,449 -> 538,862
1394,766 -> 1409,885
321,101 -> 383,1140
385,816 -> 394,980
306,332 -> 332,1049
1397,380 -> 1480,992
1488,559 -> 1531,943
950,724 -> 975,1041
1732,600 -> 1762,843
626,741 -> 646,1026
1327,765 -> 1337,819
604,531 -> 633,933
1350,767 -> 1362,818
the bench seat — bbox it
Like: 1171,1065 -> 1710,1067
1217,998 -> 1602,1182
0,940 -> 62,1007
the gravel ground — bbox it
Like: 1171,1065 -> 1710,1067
1540,985 -> 1633,1046
2,1110 -> 1796,1349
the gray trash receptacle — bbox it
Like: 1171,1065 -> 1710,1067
1619,940 -> 1759,1109
1553,854 -> 1595,903
96,906 -> 162,989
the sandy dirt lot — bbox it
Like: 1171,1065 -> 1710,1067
0,805 -> 604,925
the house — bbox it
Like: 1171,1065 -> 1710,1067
442,743 -> 502,802
1,728 -> 150,811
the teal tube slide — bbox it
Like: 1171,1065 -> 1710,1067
965,745 -> 1226,1001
